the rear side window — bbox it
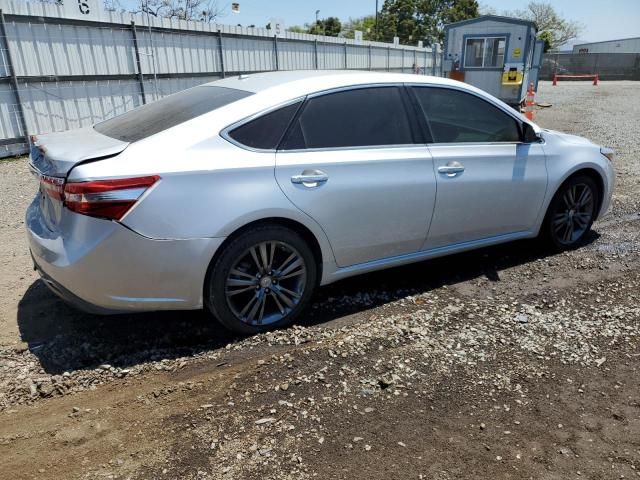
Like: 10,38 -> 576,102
94,86 -> 252,143
281,87 -> 414,150
228,101 -> 302,150
411,87 -> 521,143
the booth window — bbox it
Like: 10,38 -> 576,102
464,37 -> 506,68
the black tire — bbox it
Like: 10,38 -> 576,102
541,174 -> 599,250
204,225 -> 317,335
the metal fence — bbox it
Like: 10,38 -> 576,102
0,0 -> 441,157
540,52 -> 640,81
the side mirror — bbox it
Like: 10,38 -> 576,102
522,122 -> 540,143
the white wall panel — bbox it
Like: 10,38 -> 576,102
278,40 -> 315,71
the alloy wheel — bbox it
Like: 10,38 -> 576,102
224,241 -> 307,326
551,182 -> 595,245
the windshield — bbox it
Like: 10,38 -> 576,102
94,86 -> 253,142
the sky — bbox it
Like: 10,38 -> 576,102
117,0 -> 640,44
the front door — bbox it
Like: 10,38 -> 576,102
426,143 -> 547,248
409,86 -> 547,250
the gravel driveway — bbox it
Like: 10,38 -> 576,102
0,81 -> 639,480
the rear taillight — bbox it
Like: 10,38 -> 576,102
63,175 -> 160,220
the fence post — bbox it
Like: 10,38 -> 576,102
217,30 -> 225,78
432,44 -> 437,76
0,9 -> 29,147
387,46 -> 390,72
424,49 -> 428,76
314,39 -> 319,69
368,44 -> 372,71
401,49 -> 404,73
344,41 -> 348,70
273,35 -> 279,71
130,21 -> 147,105
413,50 -> 417,73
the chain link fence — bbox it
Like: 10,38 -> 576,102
540,53 -> 640,81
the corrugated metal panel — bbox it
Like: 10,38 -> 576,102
319,43 -> 345,69
18,79 -> 142,134
371,47 -> 388,70
346,45 -> 369,69
0,27 -> 8,77
138,30 -> 220,75
0,84 -> 22,139
573,37 -> 640,54
389,49 -> 403,71
278,40 -> 314,71
223,36 -> 274,72
6,21 -> 136,76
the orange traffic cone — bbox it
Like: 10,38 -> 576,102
524,83 -> 535,121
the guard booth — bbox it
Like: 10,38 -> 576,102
443,15 -> 544,107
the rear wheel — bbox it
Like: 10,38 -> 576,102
542,175 -> 598,250
205,225 -> 317,334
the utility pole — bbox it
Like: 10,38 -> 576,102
374,0 -> 379,40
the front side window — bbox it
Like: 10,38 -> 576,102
95,86 -> 252,143
412,87 -> 521,143
464,37 -> 506,69
281,87 -> 414,150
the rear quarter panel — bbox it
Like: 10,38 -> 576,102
69,133 -> 336,271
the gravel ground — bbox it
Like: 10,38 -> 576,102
0,80 -> 639,480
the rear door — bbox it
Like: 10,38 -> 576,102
409,86 -> 547,249
275,85 -> 437,267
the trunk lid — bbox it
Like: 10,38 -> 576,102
29,127 -> 129,177
29,127 -> 129,232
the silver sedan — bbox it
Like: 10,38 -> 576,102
26,71 -> 615,334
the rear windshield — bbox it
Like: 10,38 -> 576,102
94,86 -> 252,142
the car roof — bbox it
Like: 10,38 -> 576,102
202,70 -> 463,95
199,70 -> 533,132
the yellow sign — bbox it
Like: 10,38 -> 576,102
502,70 -> 523,85
513,48 -> 522,58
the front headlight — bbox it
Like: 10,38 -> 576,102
600,146 -> 614,162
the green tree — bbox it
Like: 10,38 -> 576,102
442,0 -> 480,24
342,15 -> 377,40
538,30 -> 554,52
308,17 -> 342,37
286,25 -> 309,34
376,0 -> 479,45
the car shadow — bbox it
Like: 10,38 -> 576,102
17,233 -> 598,375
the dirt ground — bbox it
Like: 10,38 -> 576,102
0,81 -> 639,480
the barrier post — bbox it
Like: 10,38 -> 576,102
217,30 -> 225,78
552,73 -> 557,86
130,21 -> 147,105
593,74 -> 599,86
314,39 -> 319,70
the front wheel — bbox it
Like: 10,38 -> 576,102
542,175 -> 599,250
205,225 -> 317,335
